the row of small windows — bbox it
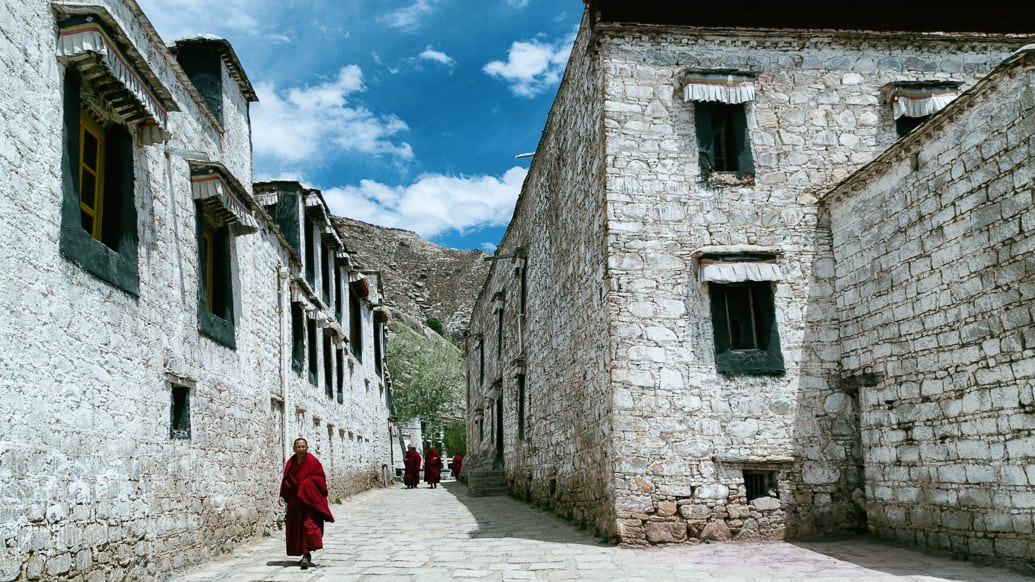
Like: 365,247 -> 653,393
686,72 -> 961,181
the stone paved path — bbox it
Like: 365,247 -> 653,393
169,481 -> 1030,581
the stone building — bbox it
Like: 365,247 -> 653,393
464,0 -> 1033,573
0,1 -> 392,580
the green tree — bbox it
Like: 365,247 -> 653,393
387,320 -> 465,439
443,420 -> 467,456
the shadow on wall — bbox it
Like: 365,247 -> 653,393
439,482 -> 610,547
787,214 -> 867,539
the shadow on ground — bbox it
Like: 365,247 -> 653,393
791,536 -> 1034,581
440,480 -> 610,547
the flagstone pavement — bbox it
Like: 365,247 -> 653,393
168,480 -> 1031,581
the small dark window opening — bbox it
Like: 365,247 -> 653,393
519,264 -> 528,317
517,373 -> 526,440
374,320 -> 384,377
307,317 -> 318,385
349,291 -> 363,361
170,385 -> 191,440
477,418 -> 484,442
695,102 -> 754,178
496,308 -> 504,358
744,470 -> 778,501
323,333 -> 334,398
478,341 -> 485,386
495,394 -> 504,461
336,348 -> 345,403
304,218 -> 316,286
896,115 -> 929,138
709,280 -> 784,375
334,267 -> 344,322
291,302 -> 305,374
320,242 -> 331,303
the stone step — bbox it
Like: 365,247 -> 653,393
466,470 -> 508,497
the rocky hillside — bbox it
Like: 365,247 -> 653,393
332,216 -> 490,338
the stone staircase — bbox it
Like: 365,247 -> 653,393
466,469 -> 508,497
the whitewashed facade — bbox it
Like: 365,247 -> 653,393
0,2 -> 391,580
465,1 -> 1033,573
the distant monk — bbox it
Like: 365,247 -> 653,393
424,447 -> 443,488
403,444 -> 422,489
450,454 -> 463,480
278,438 -> 335,570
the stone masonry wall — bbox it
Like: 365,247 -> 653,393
595,25 -> 1026,545
824,50 -> 1035,574
466,14 -> 618,538
0,2 -> 391,580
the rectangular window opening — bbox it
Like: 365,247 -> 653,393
695,102 -> 753,178
170,384 -> 191,440
336,348 -> 345,403
517,373 -> 526,440
709,280 -> 783,375
291,302 -> 305,374
743,470 -> 777,501
323,333 -> 334,398
307,317 -> 318,385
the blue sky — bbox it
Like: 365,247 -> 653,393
136,0 -> 581,251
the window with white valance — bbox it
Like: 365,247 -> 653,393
699,254 -> 784,375
683,71 -> 757,179
889,82 -> 960,137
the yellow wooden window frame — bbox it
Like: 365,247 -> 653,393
79,113 -> 105,240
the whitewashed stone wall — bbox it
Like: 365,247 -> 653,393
0,2 -> 391,580
824,47 -> 1035,574
467,15 -> 616,536
466,7 -> 1030,552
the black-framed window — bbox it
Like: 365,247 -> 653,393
334,266 -> 344,322
320,242 -> 331,304
374,319 -> 384,378
336,348 -> 345,403
304,218 -> 316,287
291,302 -> 305,374
323,333 -> 334,398
695,102 -> 754,178
197,205 -> 235,348
307,317 -> 318,385
517,373 -> 526,440
349,290 -> 363,361
709,281 -> 783,375
60,68 -> 139,295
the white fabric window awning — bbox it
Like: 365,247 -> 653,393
700,261 -> 783,283
683,72 -> 755,104
56,16 -> 174,144
191,169 -> 258,233
891,85 -> 959,119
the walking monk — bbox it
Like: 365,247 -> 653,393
278,438 -> 335,570
424,446 -> 443,488
403,444 -> 421,489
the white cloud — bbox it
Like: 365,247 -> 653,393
419,48 -> 455,66
251,66 -> 414,170
505,0 -> 530,7
322,167 -> 527,239
137,0 -> 265,39
483,35 -> 573,97
380,0 -> 434,32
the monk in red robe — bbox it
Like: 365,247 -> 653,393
403,444 -> 421,488
278,438 -> 334,570
424,447 -> 443,488
450,454 -> 463,480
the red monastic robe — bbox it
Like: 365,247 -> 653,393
424,449 -> 443,485
403,449 -> 422,487
450,454 -> 463,479
280,453 -> 335,556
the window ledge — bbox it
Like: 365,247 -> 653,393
706,172 -> 755,188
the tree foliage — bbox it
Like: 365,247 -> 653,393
387,320 -> 465,436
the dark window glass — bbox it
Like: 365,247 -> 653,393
323,333 -> 334,398
291,302 -> 305,373
695,102 -> 754,178
307,317 -> 318,385
709,281 -> 783,375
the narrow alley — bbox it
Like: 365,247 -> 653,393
168,481 -> 1028,581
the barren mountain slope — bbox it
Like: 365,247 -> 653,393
333,216 -> 490,338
